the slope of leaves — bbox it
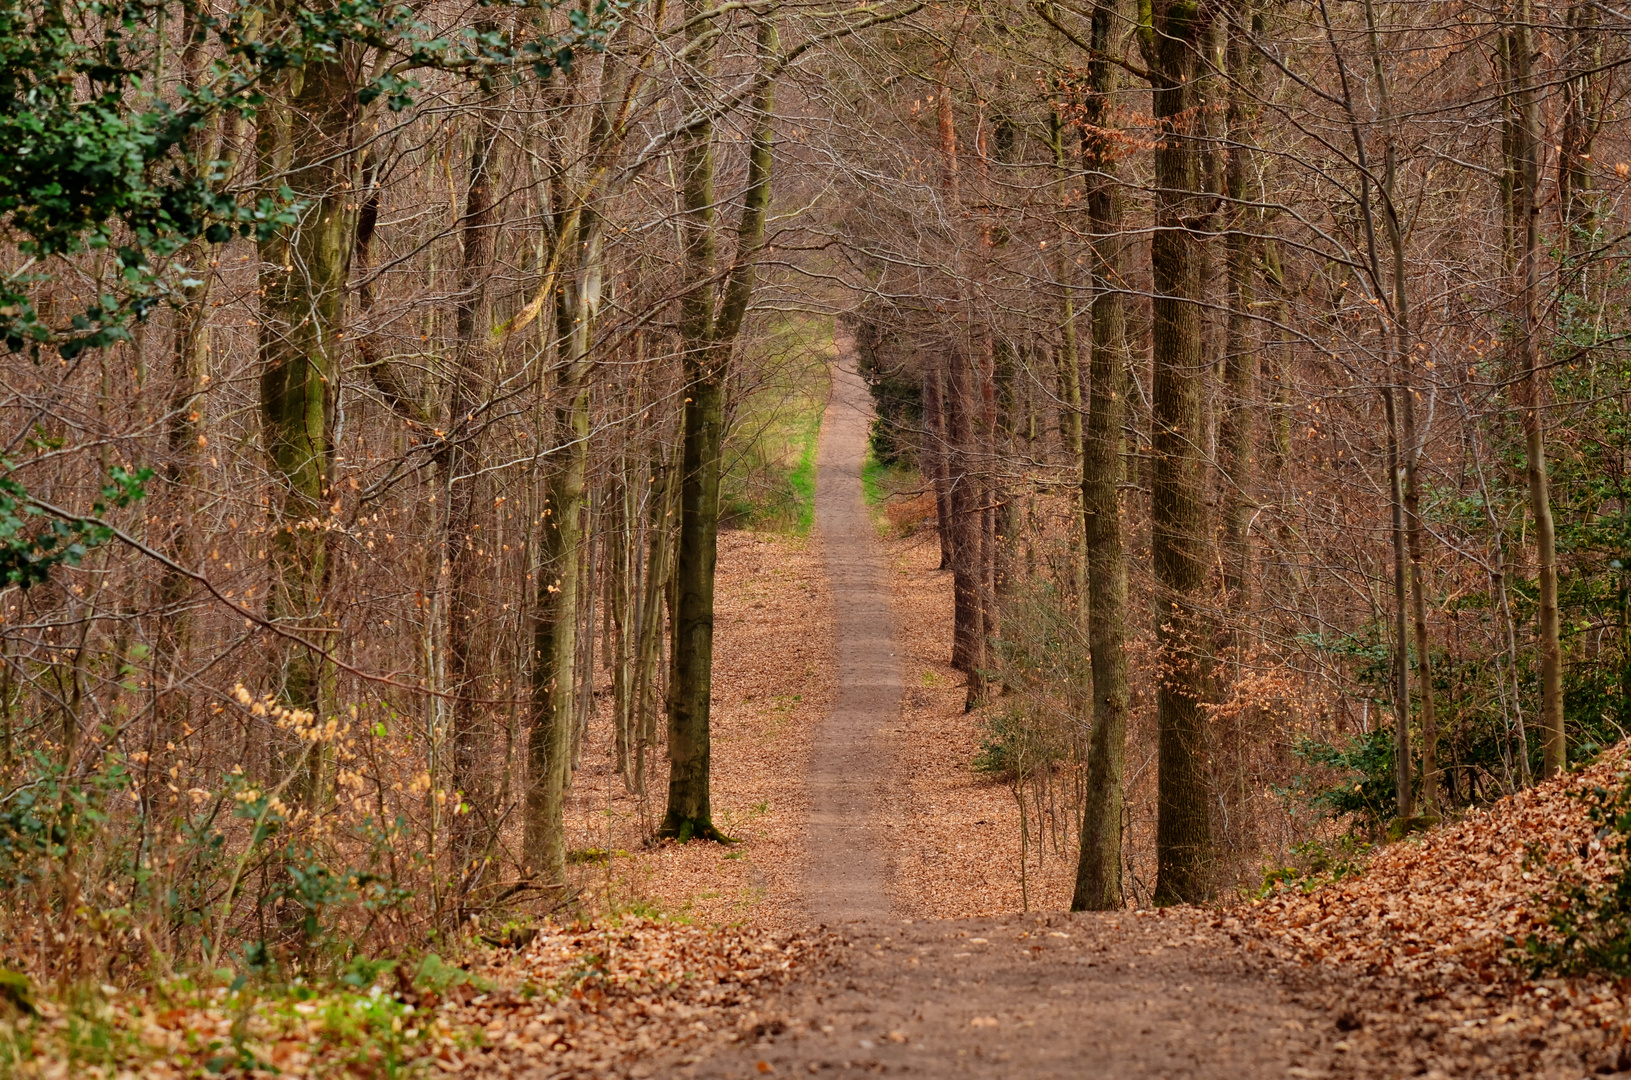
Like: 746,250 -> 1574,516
1234,745 -> 1631,1077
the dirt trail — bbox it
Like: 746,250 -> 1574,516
801,349 -> 899,924
663,349 -> 1348,1078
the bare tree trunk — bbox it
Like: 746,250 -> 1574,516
935,85 -> 986,696
921,365 -> 954,570
1146,0 -> 1214,904
661,14 -> 779,840
1051,107 -> 1087,609
522,210 -> 600,880
448,104 -> 498,876
1385,387 -> 1414,818
1507,4 -> 1564,778
1072,0 -> 1130,911
1220,13 -> 1256,613
946,342 -> 986,691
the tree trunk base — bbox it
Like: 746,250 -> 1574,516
657,815 -> 737,845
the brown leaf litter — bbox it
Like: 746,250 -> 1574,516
447,918 -> 836,1079
1236,746 -> 1631,1078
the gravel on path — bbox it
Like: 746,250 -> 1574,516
801,347 -> 899,925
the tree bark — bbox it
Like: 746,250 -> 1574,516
1507,4 -> 1564,778
257,51 -> 359,807
1072,0 -> 1130,912
921,364 -> 954,570
661,14 -> 779,840
1146,0 -> 1215,905
448,104 -> 499,876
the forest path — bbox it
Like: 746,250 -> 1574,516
666,350 -> 1349,1079
677,911 -> 1344,1079
800,343 -> 899,924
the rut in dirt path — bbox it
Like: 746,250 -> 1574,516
803,350 -> 899,924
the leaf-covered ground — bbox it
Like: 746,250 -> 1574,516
1237,746 -> 1631,1078
1,918 -> 828,1079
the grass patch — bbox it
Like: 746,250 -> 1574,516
861,449 -> 935,538
721,313 -> 833,535
0,969 -> 480,1079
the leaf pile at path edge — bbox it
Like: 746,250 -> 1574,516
1232,746 -> 1631,1077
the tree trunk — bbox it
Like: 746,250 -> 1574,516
946,342 -> 986,688
1146,0 -> 1214,905
257,53 -> 359,807
448,105 -> 499,876
1072,0 -> 1130,911
921,365 -> 954,570
1507,5 -> 1564,777
1220,15 -> 1256,613
1385,387 -> 1414,818
522,213 -> 599,879
661,14 -> 779,840
1051,107 -> 1087,608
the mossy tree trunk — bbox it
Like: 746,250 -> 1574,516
257,51 -> 360,807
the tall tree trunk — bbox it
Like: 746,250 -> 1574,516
921,365 -> 954,570
1051,106 -> 1087,608
1146,0 -> 1214,905
1385,387 -> 1414,817
1072,0 -> 1130,911
154,8 -> 230,739
1507,5 -> 1564,777
448,105 -> 499,876
661,14 -> 778,840
522,208 -> 600,880
257,52 -> 359,807
1558,0 -> 1600,246
1359,0 -> 1429,814
946,342 -> 986,687
935,85 -> 986,692
1220,9 -> 1256,613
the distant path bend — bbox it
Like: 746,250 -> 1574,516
802,345 -> 899,924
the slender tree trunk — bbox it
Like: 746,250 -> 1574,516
1359,0 -> 1429,814
448,105 -> 499,876
1220,12 -> 1256,613
921,365 -> 954,570
1385,388 -> 1414,818
522,211 -> 602,880
1146,0 -> 1214,905
1507,5 -> 1564,777
1051,106 -> 1087,607
634,438 -> 679,799
935,85 -> 986,693
946,342 -> 986,687
661,14 -> 778,840
1558,0 -> 1599,246
1072,0 -> 1130,911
